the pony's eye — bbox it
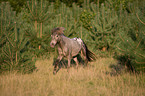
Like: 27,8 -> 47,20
56,35 -> 58,37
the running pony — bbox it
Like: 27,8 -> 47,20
50,27 -> 96,74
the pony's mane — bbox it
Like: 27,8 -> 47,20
51,27 -> 65,35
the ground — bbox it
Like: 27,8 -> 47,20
0,55 -> 145,96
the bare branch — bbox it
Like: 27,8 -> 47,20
136,13 -> 145,25
135,60 -> 145,64
136,39 -> 142,49
116,46 -> 125,52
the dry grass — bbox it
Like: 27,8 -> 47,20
0,56 -> 145,96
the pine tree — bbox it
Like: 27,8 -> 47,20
0,2 -> 16,70
20,0 -> 54,56
116,1 -> 145,72
83,1 -> 118,52
48,2 -> 83,38
0,2 -> 36,73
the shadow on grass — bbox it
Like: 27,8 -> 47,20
106,63 -> 126,76
106,56 -> 137,76
52,54 -> 89,74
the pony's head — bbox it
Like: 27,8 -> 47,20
50,27 -> 65,48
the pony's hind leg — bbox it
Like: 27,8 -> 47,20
67,57 -> 71,73
81,49 -> 88,67
73,57 -> 79,69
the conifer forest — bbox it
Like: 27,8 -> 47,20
0,0 -> 145,95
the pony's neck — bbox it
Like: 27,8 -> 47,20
58,35 -> 67,49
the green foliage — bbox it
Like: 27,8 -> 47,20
0,2 -> 36,73
116,1 -> 145,72
19,0 -> 54,56
79,10 -> 95,31
0,2 -> 15,51
0,0 -> 27,13
110,0 -> 133,11
90,2 -> 118,50
49,3 -> 81,38
1,28 -> 36,73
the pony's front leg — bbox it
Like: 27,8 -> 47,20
53,55 -> 63,75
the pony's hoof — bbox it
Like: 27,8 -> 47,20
53,71 -> 56,75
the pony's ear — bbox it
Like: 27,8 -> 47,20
51,27 -> 65,35
59,27 -> 65,31
56,27 -> 65,35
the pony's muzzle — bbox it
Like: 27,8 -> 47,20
50,40 -> 57,48
50,42 -> 55,48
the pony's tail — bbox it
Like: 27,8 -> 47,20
82,42 -> 97,61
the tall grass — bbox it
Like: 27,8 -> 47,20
0,55 -> 145,96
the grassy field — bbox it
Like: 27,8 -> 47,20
0,55 -> 145,96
